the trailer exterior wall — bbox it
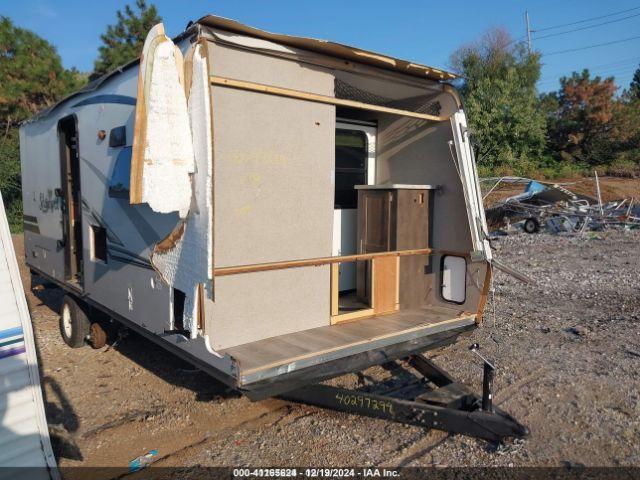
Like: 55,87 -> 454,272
206,41 -> 336,350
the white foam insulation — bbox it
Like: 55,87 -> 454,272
152,43 -> 213,338
141,36 -> 195,218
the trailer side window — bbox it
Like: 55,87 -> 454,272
108,146 -> 132,198
441,255 -> 466,304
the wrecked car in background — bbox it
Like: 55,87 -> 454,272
483,176 -> 640,235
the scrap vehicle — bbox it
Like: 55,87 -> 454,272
483,177 -> 640,234
19,16 -> 526,441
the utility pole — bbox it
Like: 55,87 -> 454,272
525,11 -> 532,54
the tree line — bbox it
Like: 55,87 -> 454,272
451,28 -> 640,179
1,5 -> 639,231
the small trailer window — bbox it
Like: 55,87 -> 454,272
108,147 -> 132,198
335,129 -> 367,209
90,225 -> 107,263
108,125 -> 126,147
441,255 -> 466,304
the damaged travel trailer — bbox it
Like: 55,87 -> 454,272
20,16 -> 525,441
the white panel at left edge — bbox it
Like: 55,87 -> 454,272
0,193 -> 58,479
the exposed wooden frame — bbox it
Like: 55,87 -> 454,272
330,258 -> 377,325
331,308 -> 375,324
214,248 -> 432,277
197,38 -> 217,301
130,24 -> 167,205
209,76 -> 448,122
129,59 -> 147,204
330,263 -> 339,317
196,283 -> 205,330
372,256 -> 399,315
474,264 -> 493,325
329,255 -> 400,325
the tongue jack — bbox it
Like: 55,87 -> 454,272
470,343 -> 495,412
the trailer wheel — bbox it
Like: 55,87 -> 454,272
60,295 -> 91,348
523,218 -> 540,234
89,322 -> 107,349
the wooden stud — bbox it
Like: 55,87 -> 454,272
475,264 -> 493,325
209,76 -> 447,122
197,283 -> 205,331
395,256 -> 400,310
129,54 -> 147,204
330,263 -> 339,317
214,248 -> 432,277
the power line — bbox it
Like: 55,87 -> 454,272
541,57 -> 640,75
538,67 -> 638,87
544,35 -> 640,56
533,12 -> 640,40
533,6 -> 640,32
575,57 -> 640,70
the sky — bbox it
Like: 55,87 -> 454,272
1,0 -> 639,93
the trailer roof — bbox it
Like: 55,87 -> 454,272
24,15 -> 457,124
196,15 -> 457,82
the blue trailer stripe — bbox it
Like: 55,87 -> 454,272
0,326 -> 23,340
71,94 -> 136,108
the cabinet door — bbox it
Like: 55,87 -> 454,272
358,190 -> 393,253
396,189 -> 429,250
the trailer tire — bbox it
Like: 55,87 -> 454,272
60,295 -> 91,348
89,322 -> 107,349
523,217 -> 540,234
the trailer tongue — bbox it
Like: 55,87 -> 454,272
282,348 -> 528,443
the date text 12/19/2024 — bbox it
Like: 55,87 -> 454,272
233,468 -> 400,478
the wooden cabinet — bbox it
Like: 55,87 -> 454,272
356,185 -> 433,309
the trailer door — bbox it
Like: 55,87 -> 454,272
333,121 -> 376,292
57,115 -> 84,287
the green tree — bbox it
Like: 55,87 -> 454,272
608,85 -> 640,172
545,70 -> 617,166
0,16 -> 82,133
630,64 -> 640,100
0,16 -> 83,230
450,28 -> 546,175
93,0 -> 161,78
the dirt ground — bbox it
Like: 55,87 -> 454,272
14,225 -> 640,474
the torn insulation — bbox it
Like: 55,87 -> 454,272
151,43 -> 213,338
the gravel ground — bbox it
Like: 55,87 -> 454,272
14,229 -> 640,473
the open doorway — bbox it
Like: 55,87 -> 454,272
332,120 -> 376,317
58,115 -> 83,287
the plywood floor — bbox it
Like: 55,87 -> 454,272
221,305 -> 474,376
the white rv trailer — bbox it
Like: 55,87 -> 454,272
0,193 -> 57,477
19,15 -> 522,440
